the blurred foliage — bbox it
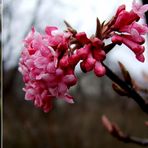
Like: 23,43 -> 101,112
4,70 -> 148,148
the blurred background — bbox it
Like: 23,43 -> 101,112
3,0 -> 148,148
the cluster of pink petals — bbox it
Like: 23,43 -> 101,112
57,34 -> 106,76
111,0 -> 148,62
75,32 -> 106,77
19,27 -> 107,112
58,32 -> 106,77
19,27 -> 77,112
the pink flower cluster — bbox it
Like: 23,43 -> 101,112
19,26 -> 106,112
59,32 -> 106,76
19,27 -> 77,112
75,32 -> 106,77
19,0 -> 148,112
111,0 -> 148,62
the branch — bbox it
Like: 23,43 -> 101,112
102,115 -> 148,146
103,63 -> 148,114
104,43 -> 116,53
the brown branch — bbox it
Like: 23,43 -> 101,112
102,115 -> 148,146
104,43 -> 116,53
103,63 -> 148,114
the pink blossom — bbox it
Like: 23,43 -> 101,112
132,0 -> 148,18
115,4 -> 126,16
94,62 -> 106,77
112,34 -> 145,62
113,1 -> 148,31
110,1 -> 148,62
59,32 -> 106,76
119,22 -> 148,44
75,32 -> 90,45
75,32 -> 106,76
113,10 -> 138,30
80,55 -> 96,72
24,27 -> 35,45
19,27 -> 77,112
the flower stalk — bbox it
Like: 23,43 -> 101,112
103,63 -> 148,114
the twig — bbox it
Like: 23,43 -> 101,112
102,115 -> 148,146
103,63 -> 148,114
104,43 -> 116,53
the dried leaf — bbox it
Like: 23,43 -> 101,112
112,83 -> 129,96
64,20 -> 72,28
101,21 -> 106,27
64,20 -> 77,35
95,17 -> 102,39
118,62 -> 132,86
105,16 -> 115,28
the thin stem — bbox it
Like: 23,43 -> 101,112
104,43 -> 116,53
129,137 -> 148,146
103,63 -> 148,114
102,115 -> 148,146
